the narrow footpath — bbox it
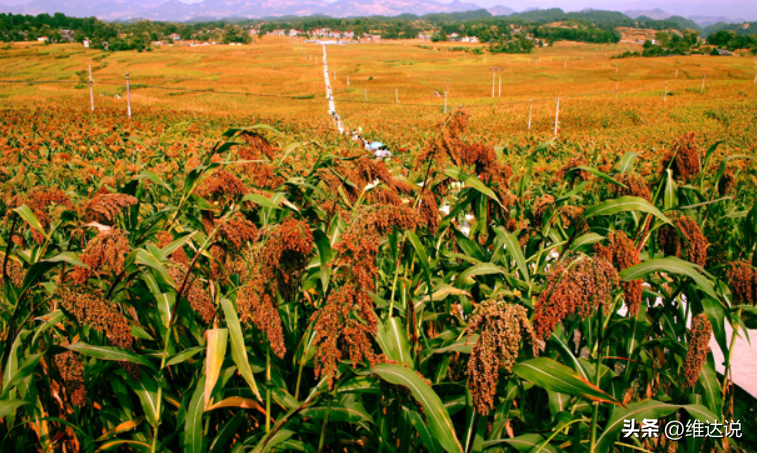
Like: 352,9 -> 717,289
322,45 -> 344,134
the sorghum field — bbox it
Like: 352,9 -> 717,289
1,36 -> 757,453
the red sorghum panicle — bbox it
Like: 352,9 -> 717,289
556,155 -> 590,182
216,213 -> 259,249
311,283 -> 378,389
240,133 -> 278,161
167,264 -> 215,325
238,218 -> 313,358
684,314 -> 712,388
57,287 -> 139,379
556,205 -> 586,230
334,205 -> 420,291
419,190 -> 440,231
1,256 -> 25,288
321,156 -> 414,205
465,302 -> 538,415
718,167 -> 736,196
310,205 -> 421,388
55,347 -> 86,406
533,253 -> 620,339
196,169 -> 249,203
660,132 -> 700,182
414,109 -> 470,172
10,186 -> 75,243
726,261 -> 755,306
612,173 -> 651,201
532,194 -> 555,228
82,193 -> 138,225
155,230 -> 188,265
72,229 -> 129,284
658,215 -> 709,268
595,231 -> 643,315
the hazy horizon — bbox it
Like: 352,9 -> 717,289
1,0 -> 756,21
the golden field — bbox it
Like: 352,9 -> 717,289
1,36 -> 756,159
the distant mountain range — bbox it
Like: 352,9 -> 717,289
623,8 -> 745,26
0,0 -> 751,24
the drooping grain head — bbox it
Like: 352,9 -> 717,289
726,261 -> 755,306
658,215 -> 708,268
660,132 -> 700,183
72,229 -> 130,284
55,347 -> 87,406
196,169 -> 249,204
57,286 -> 139,379
684,313 -> 712,388
238,218 -> 313,358
533,253 -> 619,339
311,283 -> 378,390
82,193 -> 138,225
465,301 -> 539,415
556,155 -> 590,182
167,264 -> 215,325
612,173 -> 651,201
595,231 -> 643,315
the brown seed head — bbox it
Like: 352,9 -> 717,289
556,155 -> 590,182
238,218 -> 313,358
311,283 -> 379,389
595,231 -> 643,315
465,302 -> 539,415
168,264 -> 215,325
55,347 -> 87,406
612,173 -> 651,201
684,313 -> 712,388
71,229 -> 129,284
660,132 -> 700,182
82,193 -> 138,225
534,253 -> 620,339
196,169 -> 249,204
725,261 -> 755,306
57,286 -> 138,379
658,215 -> 708,268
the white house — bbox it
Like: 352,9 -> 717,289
289,29 -> 299,37
37,36 -> 48,42
83,39 -> 91,48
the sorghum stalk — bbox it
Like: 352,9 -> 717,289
317,396 -> 333,453
266,344 -> 271,433
589,305 -> 603,453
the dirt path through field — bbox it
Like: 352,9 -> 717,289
322,45 -> 344,134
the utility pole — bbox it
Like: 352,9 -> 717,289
615,83 -> 618,100
395,88 -> 398,104
554,98 -> 560,136
528,100 -> 533,130
491,67 -> 503,98
664,81 -> 669,102
126,72 -> 131,118
444,91 -> 448,114
701,74 -> 706,92
88,65 -> 94,111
